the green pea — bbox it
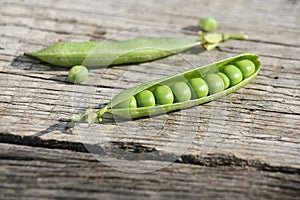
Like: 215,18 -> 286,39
204,74 -> 224,94
222,65 -> 243,86
115,96 -> 137,109
153,85 -> 174,105
188,78 -> 209,99
171,82 -> 191,102
68,65 -> 88,84
135,90 -> 155,107
235,59 -> 256,78
199,17 -> 218,32
218,72 -> 230,89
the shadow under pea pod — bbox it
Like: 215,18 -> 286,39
31,118 -> 73,137
11,54 -> 68,71
181,25 -> 200,33
31,102 -> 116,137
11,54 -> 78,84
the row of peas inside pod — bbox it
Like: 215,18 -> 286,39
113,59 -> 256,109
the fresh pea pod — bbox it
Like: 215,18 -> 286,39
25,33 -> 248,67
73,53 -> 261,124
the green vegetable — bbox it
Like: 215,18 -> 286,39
188,78 -> 209,99
204,74 -> 225,95
72,53 -> 261,124
153,85 -> 174,105
25,33 -> 248,67
235,59 -> 256,78
199,17 -> 218,32
67,65 -> 88,84
218,72 -> 230,89
114,96 -> 137,109
221,65 -> 243,86
171,82 -> 192,102
135,90 -> 156,107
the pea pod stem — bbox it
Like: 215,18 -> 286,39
222,33 -> 248,41
197,32 -> 248,50
97,105 -> 109,122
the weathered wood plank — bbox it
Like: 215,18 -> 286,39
1,0 -> 300,198
1,52 -> 299,168
0,0 -> 300,170
0,1 -> 300,196
1,0 -> 300,48
0,143 -> 299,200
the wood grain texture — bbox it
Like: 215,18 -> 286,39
1,143 -> 299,200
0,0 -> 299,198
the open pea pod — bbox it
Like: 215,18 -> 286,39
24,33 -> 247,67
73,53 -> 261,124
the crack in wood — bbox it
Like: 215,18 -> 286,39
247,39 -> 300,48
1,133 -> 299,174
179,154 -> 300,174
217,47 -> 300,62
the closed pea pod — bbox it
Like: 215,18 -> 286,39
72,53 -> 261,124
25,38 -> 199,67
25,32 -> 248,67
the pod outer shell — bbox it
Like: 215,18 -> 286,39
24,38 -> 200,67
107,53 -> 261,119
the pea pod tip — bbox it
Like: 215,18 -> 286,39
24,52 -> 36,57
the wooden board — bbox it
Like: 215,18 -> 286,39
0,0 -> 299,198
1,143 -> 299,199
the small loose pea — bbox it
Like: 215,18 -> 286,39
115,96 -> 137,109
204,74 -> 224,94
222,65 -> 243,86
68,65 -> 88,84
218,72 -> 230,89
188,78 -> 209,99
153,85 -> 174,105
235,59 -> 256,78
199,17 -> 218,32
135,90 -> 155,107
171,82 -> 191,102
